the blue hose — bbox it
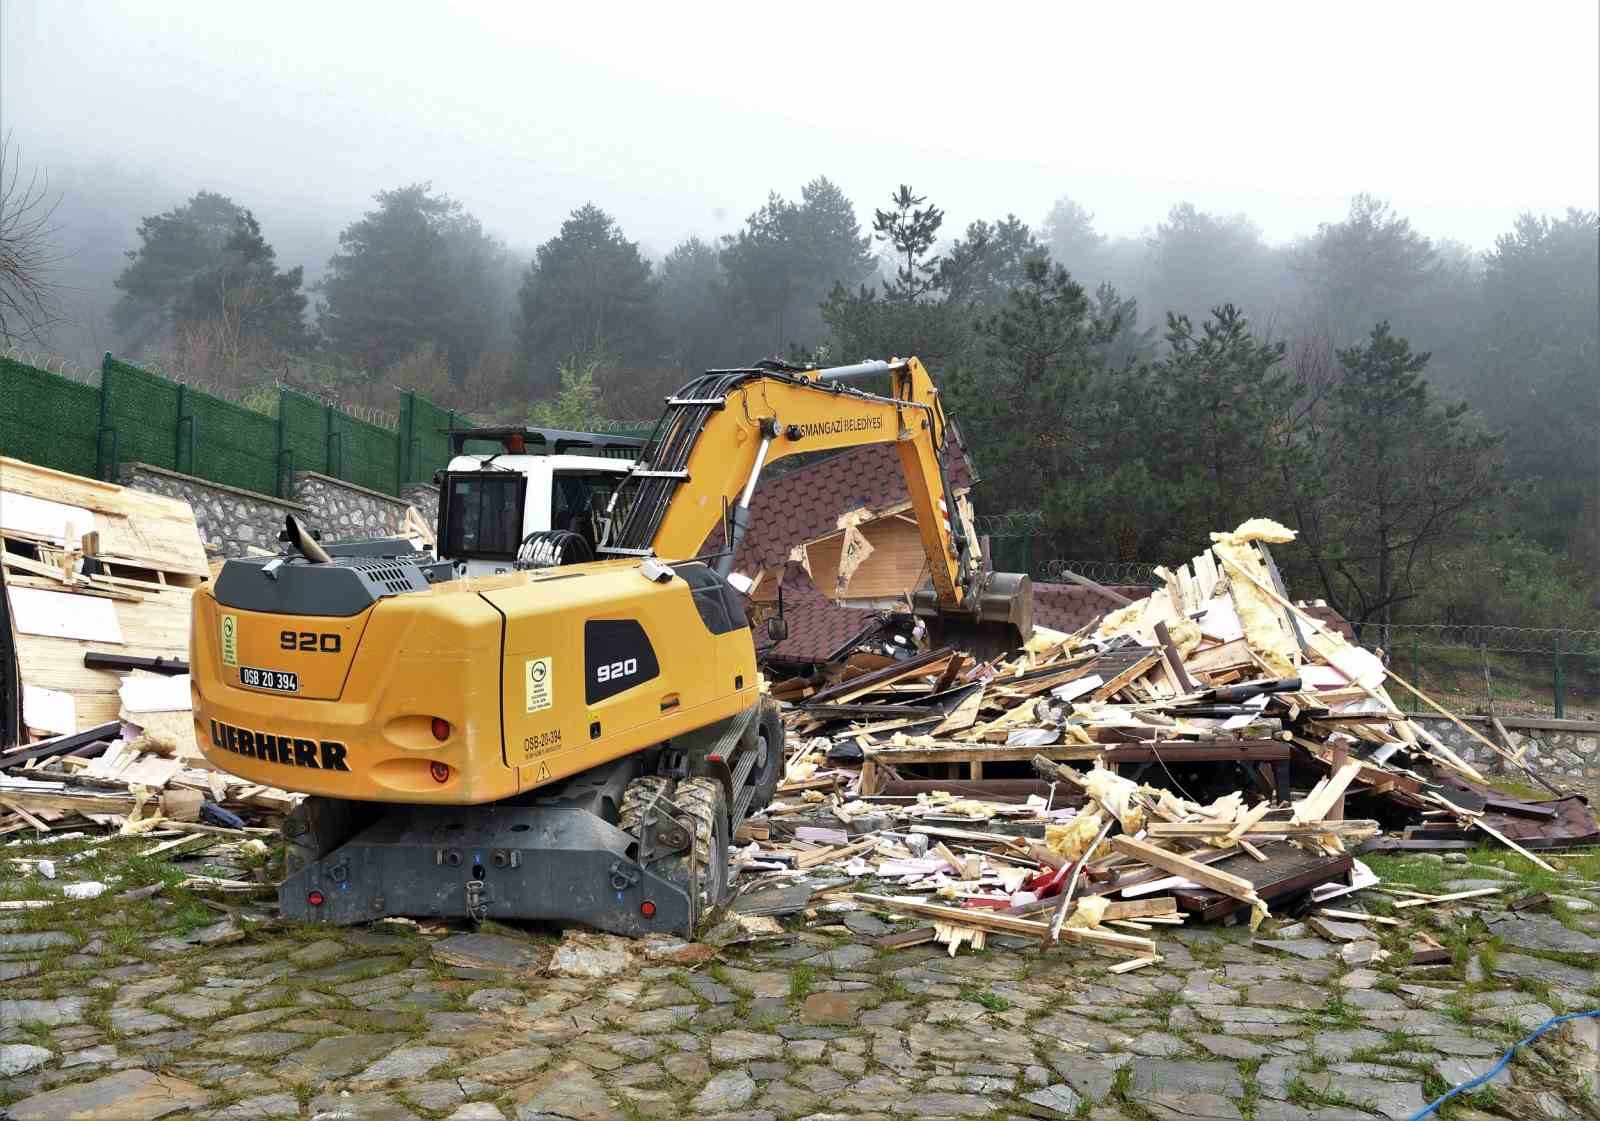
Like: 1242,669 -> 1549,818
1405,1007 -> 1600,1121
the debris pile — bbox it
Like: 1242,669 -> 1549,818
741,518 -> 1597,962
0,456 -> 300,849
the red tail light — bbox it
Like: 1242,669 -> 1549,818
640,900 -> 656,918
430,717 -> 451,741
307,890 -> 325,906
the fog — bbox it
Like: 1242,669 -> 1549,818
0,1 -> 1596,631
6,1 -> 1595,264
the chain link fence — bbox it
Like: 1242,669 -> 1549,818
1377,624 -> 1600,720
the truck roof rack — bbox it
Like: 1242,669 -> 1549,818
446,426 -> 648,458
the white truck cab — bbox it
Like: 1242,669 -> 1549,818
434,427 -> 643,578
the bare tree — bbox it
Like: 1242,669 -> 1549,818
0,134 -> 65,346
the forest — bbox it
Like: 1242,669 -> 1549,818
3,164 -> 1596,637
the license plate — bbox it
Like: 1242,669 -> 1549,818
239,665 -> 299,694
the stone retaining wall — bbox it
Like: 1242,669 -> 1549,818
121,462 -> 441,560
292,472 -> 412,540
121,463 -> 308,559
1414,713 -> 1600,794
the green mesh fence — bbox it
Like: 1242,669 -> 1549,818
278,387 -> 329,490
328,408 -> 399,495
5,353 -> 465,499
181,386 -> 278,496
399,392 -> 456,485
0,357 -> 100,477
101,354 -> 181,473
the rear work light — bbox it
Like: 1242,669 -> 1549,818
430,717 -> 451,742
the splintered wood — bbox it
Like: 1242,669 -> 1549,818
773,515 -> 1571,878
3,456 -> 204,736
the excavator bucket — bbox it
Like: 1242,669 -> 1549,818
917,570 -> 1034,662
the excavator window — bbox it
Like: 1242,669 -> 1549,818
440,473 -> 527,560
552,471 -> 620,548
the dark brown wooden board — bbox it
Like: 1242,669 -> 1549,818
802,645 -> 957,706
1171,841 -> 1352,921
1103,741 -> 1290,763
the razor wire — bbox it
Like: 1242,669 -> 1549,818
1376,624 -> 1600,656
972,511 -> 1045,537
1041,558 -> 1161,585
2,345 -> 92,385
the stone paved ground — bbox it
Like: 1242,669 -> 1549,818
2,845 -> 1598,1121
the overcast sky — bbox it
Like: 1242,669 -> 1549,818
3,0 -> 1597,257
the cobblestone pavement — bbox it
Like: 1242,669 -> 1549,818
2,851 -> 1598,1121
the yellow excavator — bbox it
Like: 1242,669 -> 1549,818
190,358 -> 1032,934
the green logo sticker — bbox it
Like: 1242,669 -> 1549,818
220,614 -> 238,667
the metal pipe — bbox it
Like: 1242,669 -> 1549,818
717,432 -> 772,578
738,434 -> 773,508
813,359 -> 908,381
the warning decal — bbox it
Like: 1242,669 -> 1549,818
524,657 -> 554,713
220,614 -> 238,667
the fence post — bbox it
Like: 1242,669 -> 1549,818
1553,632 -> 1565,719
96,352 -> 112,480
1410,637 -> 1421,714
324,405 -> 343,479
397,392 -> 413,494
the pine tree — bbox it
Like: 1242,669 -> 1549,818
1291,323 -> 1502,632
516,203 -> 657,394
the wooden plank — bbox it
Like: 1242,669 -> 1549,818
1316,907 -> 1403,927
1088,654 -> 1161,702
0,784 -> 138,815
1152,620 -> 1196,693
1184,638 -> 1254,676
1383,666 -> 1560,793
853,893 -> 1052,939
873,926 -> 937,949
1172,844 -> 1350,921
1145,819 -> 1377,838
1063,926 -> 1157,955
1222,801 -> 1272,846
1110,835 -> 1266,911
1470,817 -> 1557,873
0,797 -> 51,831
804,646 -> 957,706
1292,758 -> 1364,823
1107,956 -> 1161,974
1101,896 -> 1178,920
1392,887 -> 1502,909
793,835 -> 878,870
1103,743 -> 1290,764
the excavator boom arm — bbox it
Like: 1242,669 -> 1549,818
602,358 -> 975,609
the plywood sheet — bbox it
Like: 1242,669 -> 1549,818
21,683 -> 76,736
0,456 -> 208,578
8,584 -> 193,732
8,586 -> 125,642
0,491 -> 94,543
